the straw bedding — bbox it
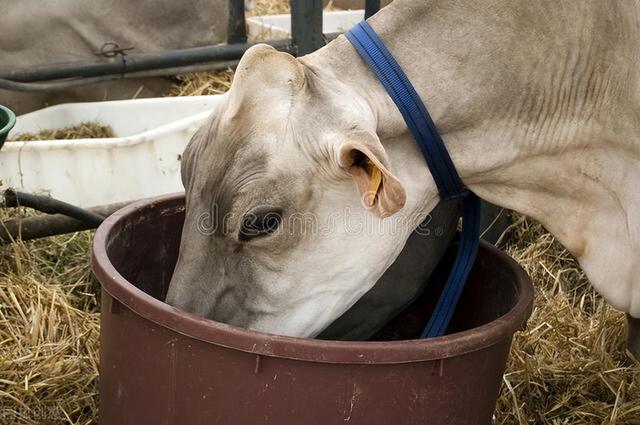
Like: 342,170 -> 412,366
0,209 -> 99,425
0,3 -> 638,423
9,123 -> 115,142
253,0 -> 290,15
494,216 -> 639,424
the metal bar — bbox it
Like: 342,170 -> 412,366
479,201 -> 512,246
227,0 -> 248,44
290,0 -> 324,55
0,201 -> 131,244
365,0 -> 381,19
0,39 -> 293,83
0,60 -> 240,93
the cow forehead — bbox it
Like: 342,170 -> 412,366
193,132 -> 269,228
183,80 -> 326,231
189,116 -> 305,229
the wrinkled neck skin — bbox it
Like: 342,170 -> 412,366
301,0 -> 640,316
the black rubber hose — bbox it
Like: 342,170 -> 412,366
0,200 -> 131,244
3,190 -> 105,227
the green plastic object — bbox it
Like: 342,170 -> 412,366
0,104 -> 16,149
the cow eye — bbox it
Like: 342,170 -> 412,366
239,208 -> 283,241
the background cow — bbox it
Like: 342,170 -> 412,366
0,0 -> 246,115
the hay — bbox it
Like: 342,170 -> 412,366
253,0 -> 290,15
165,70 -> 235,98
252,0 -> 339,15
494,215 -> 640,424
0,209 -> 98,425
9,122 -> 115,142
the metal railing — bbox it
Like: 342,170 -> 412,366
0,0 -> 382,91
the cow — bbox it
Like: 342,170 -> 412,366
165,0 -> 640,356
0,0 -> 252,115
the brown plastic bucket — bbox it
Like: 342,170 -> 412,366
92,193 -> 533,425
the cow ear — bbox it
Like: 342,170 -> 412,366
225,44 -> 305,119
337,133 -> 407,218
232,44 -> 305,93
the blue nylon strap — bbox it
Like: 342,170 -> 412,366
346,21 -> 466,201
346,21 -> 482,338
421,194 -> 481,337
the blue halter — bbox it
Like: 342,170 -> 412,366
346,21 -> 481,338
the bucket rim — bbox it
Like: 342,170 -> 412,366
92,193 -> 534,364
0,104 -> 16,138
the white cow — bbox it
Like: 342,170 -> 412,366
166,0 -> 640,355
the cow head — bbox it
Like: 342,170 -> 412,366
165,45 -> 430,337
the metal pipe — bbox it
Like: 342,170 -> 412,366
0,201 -> 132,244
0,39 -> 294,83
291,0 -> 325,55
228,0 -> 248,44
479,201 -> 512,247
365,0 -> 381,19
0,60 -> 239,93
3,190 -> 105,226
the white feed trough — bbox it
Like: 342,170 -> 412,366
0,95 -> 223,207
248,10 -> 365,41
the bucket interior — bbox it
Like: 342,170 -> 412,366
105,198 -> 522,341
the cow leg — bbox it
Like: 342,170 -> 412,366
627,314 -> 640,361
